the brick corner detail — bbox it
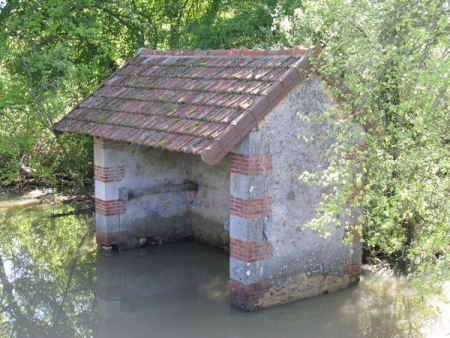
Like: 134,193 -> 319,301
343,260 -> 362,277
230,153 -> 272,176
230,238 -> 272,262
344,223 -> 362,243
96,231 -> 127,247
95,198 -> 126,216
230,279 -> 270,311
230,195 -> 272,220
94,165 -> 125,183
97,138 -> 124,150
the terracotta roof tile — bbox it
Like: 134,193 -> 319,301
168,134 -> 195,151
182,137 -> 211,155
69,107 -> 89,119
53,46 -> 317,164
206,108 -> 241,124
172,90 -> 198,104
105,75 -> 126,86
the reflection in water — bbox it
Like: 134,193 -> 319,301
97,242 -> 359,338
97,242 -> 449,338
97,242 -> 230,338
0,192 -> 448,337
0,192 -> 97,338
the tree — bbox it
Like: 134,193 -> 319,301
187,0 -> 288,49
0,201 -> 97,337
0,0 -> 289,189
0,0 -> 112,189
278,0 -> 449,279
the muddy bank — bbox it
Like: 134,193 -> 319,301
0,187 -> 94,215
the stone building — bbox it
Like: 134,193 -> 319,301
53,47 -> 362,311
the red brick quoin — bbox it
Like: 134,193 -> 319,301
230,238 -> 271,262
343,260 -> 362,277
344,223 -> 362,244
230,195 -> 272,220
230,279 -> 270,311
94,165 -> 125,183
230,153 -> 272,176
95,198 -> 126,216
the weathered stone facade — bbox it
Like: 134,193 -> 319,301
54,46 -> 362,311
93,77 -> 362,311
228,79 -> 362,310
94,139 -> 230,250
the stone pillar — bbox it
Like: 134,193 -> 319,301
94,138 -> 127,248
229,133 -> 273,311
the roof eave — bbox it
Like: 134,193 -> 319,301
51,52 -> 144,135
201,49 -> 316,165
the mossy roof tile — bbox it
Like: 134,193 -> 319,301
53,46 -> 318,164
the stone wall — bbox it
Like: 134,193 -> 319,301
94,139 -> 230,250
189,155 -> 230,249
229,77 -> 362,311
93,77 -> 362,311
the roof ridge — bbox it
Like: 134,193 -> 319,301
135,46 -> 317,57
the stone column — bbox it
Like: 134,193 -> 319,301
94,138 -> 127,248
229,133 -> 273,311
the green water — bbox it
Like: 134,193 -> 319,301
0,191 -> 448,338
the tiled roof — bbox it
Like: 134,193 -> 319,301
52,46 -> 318,165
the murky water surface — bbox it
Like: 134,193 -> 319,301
0,191 -> 448,338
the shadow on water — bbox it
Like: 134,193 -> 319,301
0,192 -> 448,337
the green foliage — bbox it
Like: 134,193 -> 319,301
0,0 -> 292,190
187,0 -> 286,49
354,271 -> 444,337
4,0 -> 446,285
282,0 -> 450,278
0,0 -> 114,190
0,196 -> 97,337
92,0 -> 293,50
